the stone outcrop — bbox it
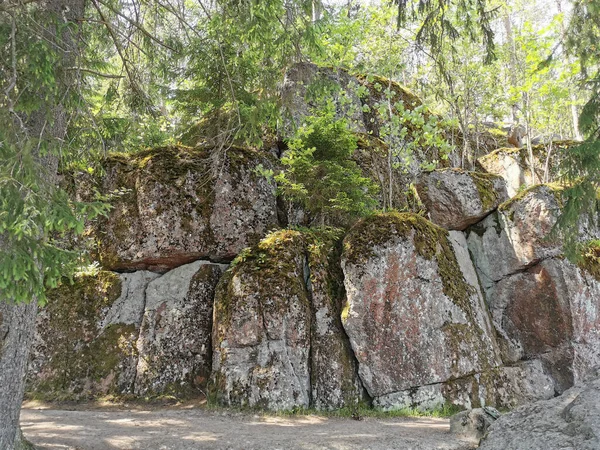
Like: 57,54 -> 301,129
467,184 -> 600,395
477,141 -> 574,197
27,271 -> 158,399
96,145 -> 278,272
341,213 -> 502,410
134,261 -> 226,396
416,169 -> 509,230
211,229 -> 363,410
467,185 -> 563,289
479,372 -> 600,450
27,262 -> 227,400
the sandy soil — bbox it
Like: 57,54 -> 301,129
20,404 -> 476,450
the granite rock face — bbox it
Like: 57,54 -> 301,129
341,213 -> 502,410
479,373 -> 600,450
416,169 -> 509,230
467,184 -> 600,395
134,261 -> 226,396
97,146 -> 278,272
27,271 -> 158,399
476,142 -> 574,197
211,230 -> 363,410
466,185 -> 563,289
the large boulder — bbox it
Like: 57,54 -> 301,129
466,185 -> 563,289
467,185 -> 600,394
479,372 -> 600,450
341,213 -> 502,410
96,145 -> 279,272
477,141 -> 574,197
134,261 -> 226,397
416,169 -> 509,230
210,229 -> 363,410
27,271 -> 159,399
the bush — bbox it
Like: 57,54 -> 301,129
276,107 -> 378,225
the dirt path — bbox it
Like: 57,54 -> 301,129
21,406 -> 476,450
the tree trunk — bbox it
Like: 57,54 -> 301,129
0,1 -> 84,447
0,301 -> 38,449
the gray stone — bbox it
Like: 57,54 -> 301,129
416,169 -> 509,230
135,261 -> 226,396
100,271 -> 160,329
466,185 -> 562,288
479,374 -> 600,450
450,408 -> 499,442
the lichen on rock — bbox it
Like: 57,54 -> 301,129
211,228 -> 364,410
341,212 -> 501,409
416,169 -> 508,230
26,271 -> 143,400
95,145 -> 279,272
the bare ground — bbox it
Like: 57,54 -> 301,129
20,403 -> 476,450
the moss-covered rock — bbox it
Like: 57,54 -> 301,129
210,228 -> 364,410
477,141 -> 576,197
134,261 -> 226,398
26,271 -> 157,400
210,230 -> 312,410
95,145 -> 279,272
415,169 -> 508,230
340,212 -> 502,409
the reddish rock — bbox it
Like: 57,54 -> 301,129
341,213 -> 501,409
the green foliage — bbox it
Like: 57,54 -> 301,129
0,140 -> 110,305
276,107 -> 379,224
556,0 -> 600,259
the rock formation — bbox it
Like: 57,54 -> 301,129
479,372 -> 600,450
211,230 -> 363,410
26,66 -> 600,416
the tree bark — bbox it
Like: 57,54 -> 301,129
0,1 -> 84,447
0,301 -> 38,449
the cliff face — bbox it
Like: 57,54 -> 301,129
27,65 -> 600,412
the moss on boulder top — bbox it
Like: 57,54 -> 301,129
94,145 -> 279,272
211,228 -> 363,410
343,212 -> 474,310
416,169 -> 508,230
340,212 -> 501,407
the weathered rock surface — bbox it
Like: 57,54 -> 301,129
416,169 -> 509,230
305,232 -> 365,409
211,231 -> 312,410
134,261 -> 226,396
341,213 -> 501,410
467,185 -> 563,288
479,373 -> 600,450
97,146 -> 278,272
467,184 -> 600,395
27,271 -> 157,399
450,407 -> 499,442
477,141 -> 574,197
211,230 -> 363,410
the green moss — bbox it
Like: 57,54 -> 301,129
344,212 -> 475,312
470,171 -> 503,210
27,272 -> 135,400
214,229 -> 308,333
498,183 -> 565,212
578,240 -> 600,281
